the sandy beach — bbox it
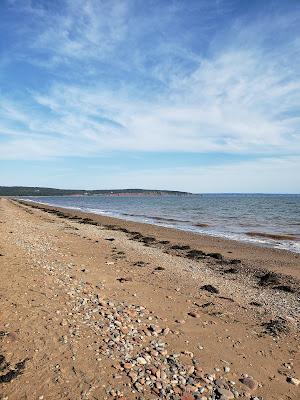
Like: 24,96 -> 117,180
1,198 -> 299,400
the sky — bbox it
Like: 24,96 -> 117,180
0,0 -> 300,193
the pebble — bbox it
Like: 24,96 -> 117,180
187,366 -> 195,375
188,311 -> 200,318
128,371 -> 138,382
137,357 -> 147,365
287,377 -> 300,386
161,371 -> 167,381
217,388 -> 235,400
62,335 -> 68,344
240,376 -> 258,391
181,393 -> 194,400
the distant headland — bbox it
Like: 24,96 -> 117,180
0,186 -> 191,197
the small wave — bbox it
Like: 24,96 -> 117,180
122,213 -> 190,224
194,223 -> 210,228
245,232 -> 300,241
238,222 -> 263,227
150,216 -> 190,223
122,212 -> 156,219
84,208 -> 111,215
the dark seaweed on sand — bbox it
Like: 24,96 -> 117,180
200,284 -> 219,294
257,272 -> 281,286
273,285 -> 295,293
262,318 -> 290,336
0,355 -> 29,383
186,249 -> 205,259
223,267 -> 238,274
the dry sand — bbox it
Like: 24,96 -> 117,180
0,198 -> 299,400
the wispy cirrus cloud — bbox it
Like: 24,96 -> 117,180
30,0 -> 129,64
0,0 -> 299,191
1,43 -> 299,159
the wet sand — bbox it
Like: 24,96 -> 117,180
1,198 -> 299,399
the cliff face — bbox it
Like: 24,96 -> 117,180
0,186 -> 190,196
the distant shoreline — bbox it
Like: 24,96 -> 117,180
1,186 -> 299,197
0,186 -> 191,197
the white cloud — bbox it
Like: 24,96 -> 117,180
2,45 -> 300,159
24,0 -> 130,67
0,0 -> 299,163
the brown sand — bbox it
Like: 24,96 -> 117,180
0,198 -> 299,399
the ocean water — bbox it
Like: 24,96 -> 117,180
22,194 -> 300,253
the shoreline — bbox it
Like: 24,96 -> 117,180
17,197 -> 300,255
16,198 -> 300,283
1,198 -> 299,399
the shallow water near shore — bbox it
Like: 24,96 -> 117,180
21,193 -> 300,253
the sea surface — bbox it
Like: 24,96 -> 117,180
22,194 -> 300,253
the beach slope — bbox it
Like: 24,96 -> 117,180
0,198 -> 299,399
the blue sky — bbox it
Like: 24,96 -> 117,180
0,0 -> 300,193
